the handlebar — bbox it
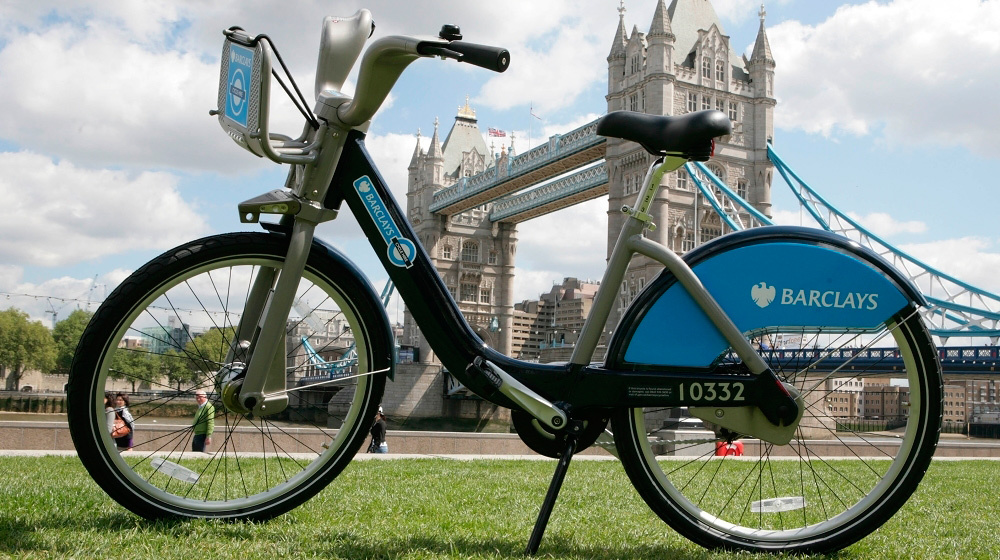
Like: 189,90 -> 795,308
418,41 -> 510,73
334,33 -> 509,127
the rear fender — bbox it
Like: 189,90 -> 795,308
607,226 -> 924,369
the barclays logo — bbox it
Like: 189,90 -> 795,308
751,281 -> 879,311
751,282 -> 775,308
230,50 -> 253,67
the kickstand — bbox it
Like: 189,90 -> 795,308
524,427 -> 580,556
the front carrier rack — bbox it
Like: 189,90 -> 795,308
211,28 -> 321,165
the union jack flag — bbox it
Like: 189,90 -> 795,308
488,128 -> 506,137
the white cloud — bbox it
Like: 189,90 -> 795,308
0,151 -> 209,267
0,23 -> 267,173
512,268 -> 568,303
0,266 -> 127,325
514,197 -> 609,297
712,0 -> 792,23
365,132 -> 419,204
772,208 -> 928,239
0,1 -> 615,175
899,237 -> 1000,296
767,0 -> 1000,156
846,212 -> 927,237
476,21 -> 607,114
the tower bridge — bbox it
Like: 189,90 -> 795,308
400,0 -> 1000,372
428,120 -> 607,217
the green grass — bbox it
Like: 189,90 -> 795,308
1,457 -> 998,559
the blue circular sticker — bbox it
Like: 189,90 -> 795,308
387,238 -> 416,268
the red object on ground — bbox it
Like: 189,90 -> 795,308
715,441 -> 744,456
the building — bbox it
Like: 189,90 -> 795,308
139,315 -> 192,357
825,378 -> 865,419
862,381 -> 910,425
943,383 -> 968,425
403,100 -> 517,363
605,0 -> 775,325
512,278 -> 601,362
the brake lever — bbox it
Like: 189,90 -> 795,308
417,43 -> 463,60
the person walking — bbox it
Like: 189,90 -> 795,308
113,392 -> 134,452
368,407 -> 388,453
192,390 -> 215,452
104,393 -> 116,435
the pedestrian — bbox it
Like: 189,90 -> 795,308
104,392 -> 116,435
113,392 -> 134,451
368,406 -> 388,453
192,390 -> 215,452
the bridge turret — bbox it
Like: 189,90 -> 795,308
406,130 -> 425,224
645,0 -> 675,81
747,4 -> 776,217
607,1 -> 628,107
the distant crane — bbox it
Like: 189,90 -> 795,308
44,274 -> 101,328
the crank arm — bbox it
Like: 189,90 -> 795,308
469,357 -> 568,431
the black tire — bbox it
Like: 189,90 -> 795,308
612,309 -> 942,553
67,233 -> 391,520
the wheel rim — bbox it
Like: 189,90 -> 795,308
87,256 -> 375,515
629,312 -> 934,544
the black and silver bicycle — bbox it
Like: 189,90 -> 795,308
67,10 -> 942,555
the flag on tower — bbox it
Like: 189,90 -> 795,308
488,128 -> 506,137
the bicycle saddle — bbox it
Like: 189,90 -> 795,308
596,110 -> 732,161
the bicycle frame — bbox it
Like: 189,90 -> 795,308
216,15 -> 919,446
232,126 -> 803,432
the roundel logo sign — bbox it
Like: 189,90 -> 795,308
225,43 -> 254,128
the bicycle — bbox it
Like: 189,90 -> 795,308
67,9 -> 943,555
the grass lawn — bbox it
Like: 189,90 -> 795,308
0,456 -> 998,559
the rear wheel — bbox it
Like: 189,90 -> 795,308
67,233 -> 390,520
612,309 -> 942,553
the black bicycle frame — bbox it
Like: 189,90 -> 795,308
323,130 -> 761,414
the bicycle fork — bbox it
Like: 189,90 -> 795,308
223,219 -> 318,416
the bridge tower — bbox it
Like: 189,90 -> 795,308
606,0 -> 775,326
402,100 -> 517,363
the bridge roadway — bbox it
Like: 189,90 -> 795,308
764,345 -> 1000,377
428,119 -> 606,219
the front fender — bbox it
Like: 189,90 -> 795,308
607,226 -> 925,369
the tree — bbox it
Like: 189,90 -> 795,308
52,309 -> 94,374
109,348 -> 161,393
184,327 -> 237,377
160,348 -> 196,391
0,308 -> 56,391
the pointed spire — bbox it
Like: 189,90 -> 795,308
630,24 -> 641,41
751,3 -> 773,62
609,0 -> 627,59
648,0 -> 672,37
408,129 -> 422,169
426,117 -> 443,161
457,95 -> 476,120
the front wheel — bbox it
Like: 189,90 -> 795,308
612,309 -> 942,553
67,232 -> 391,520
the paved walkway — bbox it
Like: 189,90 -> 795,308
2,416 -> 998,459
0,449 -> 618,460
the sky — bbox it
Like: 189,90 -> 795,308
1,0 -> 999,329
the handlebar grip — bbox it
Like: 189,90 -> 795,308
449,41 -> 510,73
